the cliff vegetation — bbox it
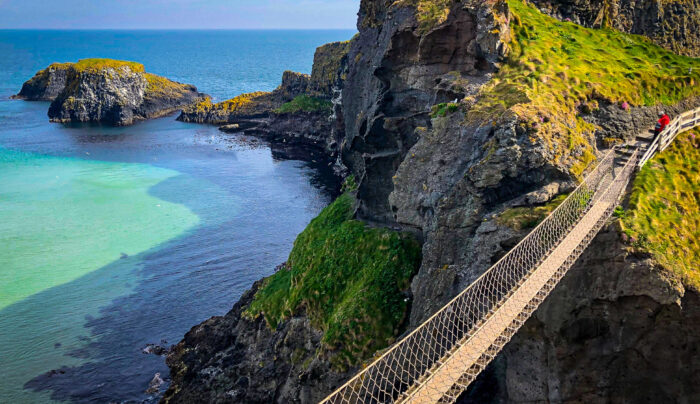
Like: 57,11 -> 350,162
275,95 -> 332,114
71,58 -> 145,74
622,129 -> 700,290
245,192 -> 422,369
468,0 -> 700,175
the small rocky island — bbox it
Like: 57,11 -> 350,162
13,59 -> 206,126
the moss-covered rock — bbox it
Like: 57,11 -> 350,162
309,40 -> 353,97
15,58 -> 206,126
179,91 -> 280,124
245,193 -> 422,369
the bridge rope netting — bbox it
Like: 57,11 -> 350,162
320,107 -> 700,404
320,147 -> 636,404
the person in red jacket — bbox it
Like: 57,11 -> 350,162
654,111 -> 671,139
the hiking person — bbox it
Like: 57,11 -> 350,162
654,111 -> 671,140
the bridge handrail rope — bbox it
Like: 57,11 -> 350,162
638,107 -> 700,168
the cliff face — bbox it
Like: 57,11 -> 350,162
530,0 -> 700,57
341,0 -> 511,224
11,63 -> 70,101
15,59 -> 205,126
460,221 -> 700,403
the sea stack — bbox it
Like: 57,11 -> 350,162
13,58 -> 207,126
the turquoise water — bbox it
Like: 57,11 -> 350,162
0,30 -> 352,403
0,147 -> 200,310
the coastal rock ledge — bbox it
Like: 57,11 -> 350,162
13,58 -> 207,126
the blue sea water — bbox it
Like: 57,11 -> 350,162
0,29 -> 354,403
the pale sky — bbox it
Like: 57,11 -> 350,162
0,0 -> 360,29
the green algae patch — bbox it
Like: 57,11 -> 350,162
245,193 -> 422,369
0,148 -> 199,310
470,0 -> 700,175
622,129 -> 700,290
275,95 -> 332,114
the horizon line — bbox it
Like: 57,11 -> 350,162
0,27 -> 358,31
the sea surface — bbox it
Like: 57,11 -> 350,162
0,29 -> 354,403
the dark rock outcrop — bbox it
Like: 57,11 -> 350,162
11,63 -> 71,101
178,39 -> 352,126
15,59 -> 206,126
531,0 -> 700,57
162,282 -> 354,404
460,220 -> 700,403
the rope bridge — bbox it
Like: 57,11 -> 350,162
320,107 -> 700,404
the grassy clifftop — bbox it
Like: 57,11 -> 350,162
275,95 -> 332,114
474,0 -> 700,176
245,192 -> 422,369
71,58 -> 145,74
622,129 -> 700,290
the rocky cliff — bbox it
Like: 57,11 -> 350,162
164,0 -> 700,402
12,63 -> 71,101
14,59 -> 206,126
162,280 -> 355,404
460,221 -> 700,403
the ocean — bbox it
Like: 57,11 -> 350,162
0,29 -> 354,403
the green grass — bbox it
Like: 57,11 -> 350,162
622,129 -> 700,290
245,193 -> 422,369
395,0 -> 699,177
275,95 -> 332,114
72,58 -> 145,73
430,102 -> 461,118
